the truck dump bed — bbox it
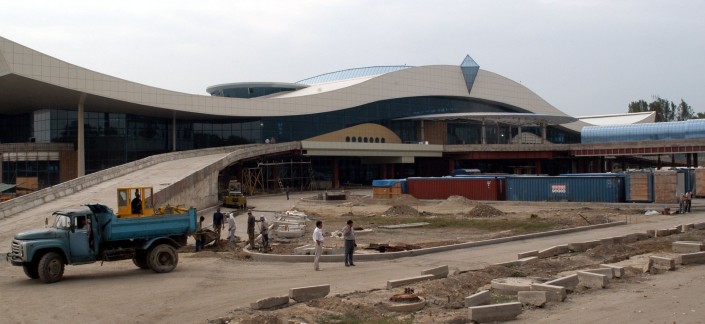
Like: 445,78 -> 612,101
89,204 -> 197,241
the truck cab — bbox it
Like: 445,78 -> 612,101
117,187 -> 155,217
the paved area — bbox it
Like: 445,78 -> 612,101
2,157 -> 705,323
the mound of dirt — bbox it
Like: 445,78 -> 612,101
383,204 -> 419,216
465,203 -> 504,217
390,194 -> 420,206
436,195 -> 476,210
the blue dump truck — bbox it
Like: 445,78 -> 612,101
6,203 -> 197,283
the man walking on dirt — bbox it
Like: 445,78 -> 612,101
213,208 -> 224,245
343,219 -> 356,266
313,220 -> 324,271
247,211 -> 256,250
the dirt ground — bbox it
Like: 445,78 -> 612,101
194,194 -> 703,324
3,191 -> 702,324
199,194 -> 655,256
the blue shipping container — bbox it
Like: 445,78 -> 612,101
506,175 -> 625,202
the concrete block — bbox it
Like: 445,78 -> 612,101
577,271 -> 609,289
538,245 -> 569,258
544,274 -> 579,291
600,264 -> 625,278
633,232 -> 651,241
468,302 -> 522,322
686,223 -> 695,230
518,256 -> 538,265
518,291 -> 548,307
530,283 -> 567,302
568,240 -> 600,252
582,268 -> 615,279
655,229 -> 671,237
680,251 -> 705,265
694,222 -> 705,230
465,290 -> 491,307
491,277 -> 537,295
250,296 -> 289,310
670,227 -> 681,235
518,250 -> 539,259
289,284 -> 330,302
386,274 -> 435,289
383,297 -> 426,313
645,229 -> 656,238
421,265 -> 449,279
672,241 -> 704,253
649,256 -> 676,271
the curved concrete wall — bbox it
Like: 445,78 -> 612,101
0,143 -> 299,220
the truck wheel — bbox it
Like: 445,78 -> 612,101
132,250 -> 150,270
37,252 -> 65,284
23,262 -> 39,279
147,244 -> 178,273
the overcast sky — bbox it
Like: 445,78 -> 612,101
2,0 -> 704,117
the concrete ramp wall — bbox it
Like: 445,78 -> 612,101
0,143 -> 299,219
154,142 -> 301,210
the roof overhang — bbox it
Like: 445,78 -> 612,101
396,112 -> 577,126
301,141 -> 443,164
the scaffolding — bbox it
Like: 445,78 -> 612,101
242,159 -> 317,195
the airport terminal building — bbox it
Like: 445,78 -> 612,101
0,36 -> 653,191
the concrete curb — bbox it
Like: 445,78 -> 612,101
242,221 -> 627,262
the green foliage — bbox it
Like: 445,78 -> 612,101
628,96 -> 697,122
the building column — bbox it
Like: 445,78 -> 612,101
481,120 -> 486,145
541,122 -> 547,144
172,111 -> 177,152
694,153 -> 699,167
77,94 -> 86,177
332,158 -> 339,189
517,126 -> 522,144
535,159 -> 542,175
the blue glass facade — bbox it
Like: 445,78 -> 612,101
581,119 -> 705,143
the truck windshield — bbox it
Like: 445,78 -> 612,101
52,214 -> 71,229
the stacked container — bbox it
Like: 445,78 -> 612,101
506,174 -> 625,203
406,176 -> 505,200
372,179 -> 406,199
625,171 -> 655,203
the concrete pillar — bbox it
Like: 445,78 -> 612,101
332,158 -> 339,189
541,122 -> 547,144
535,159 -> 541,175
419,120 -> 425,143
172,111 -> 177,152
496,122 -> 500,144
671,154 -> 676,168
481,120 -> 486,145
77,93 -> 86,177
517,126 -> 522,144
695,153 -> 699,167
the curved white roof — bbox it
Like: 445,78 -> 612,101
0,35 -> 574,123
577,112 -> 656,126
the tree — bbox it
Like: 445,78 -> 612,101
627,96 -> 699,122
676,99 -> 694,121
628,100 -> 649,113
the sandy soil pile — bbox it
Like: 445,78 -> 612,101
436,195 -> 476,210
383,204 -> 420,216
391,194 -> 420,206
465,203 -> 505,217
